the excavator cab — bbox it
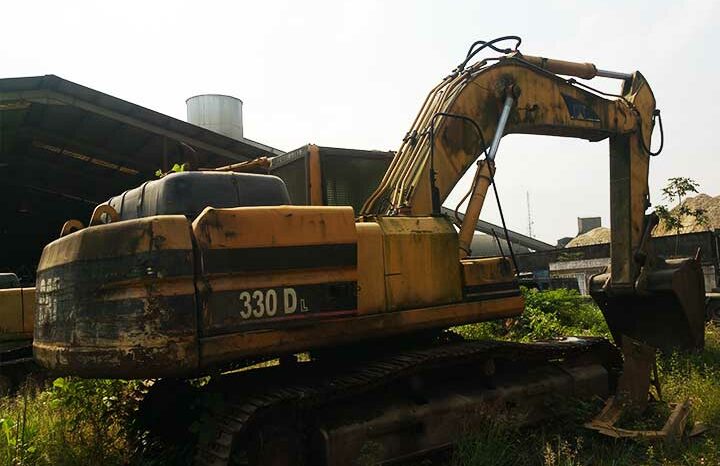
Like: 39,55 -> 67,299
0,273 -> 36,392
0,273 -> 34,344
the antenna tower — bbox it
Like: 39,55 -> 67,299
526,190 -> 534,238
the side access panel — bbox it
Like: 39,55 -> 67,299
376,216 -> 462,311
0,287 -> 33,340
192,206 -> 359,340
196,214 -> 523,368
461,257 -> 521,302
0,289 -> 26,340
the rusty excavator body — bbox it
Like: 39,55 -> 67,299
31,37 -> 705,465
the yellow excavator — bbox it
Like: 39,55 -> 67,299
0,273 -> 35,392
33,37 -> 705,464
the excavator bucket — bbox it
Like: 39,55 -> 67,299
590,257 -> 706,353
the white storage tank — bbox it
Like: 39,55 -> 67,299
186,94 -> 243,140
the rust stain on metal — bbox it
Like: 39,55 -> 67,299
586,337 -> 692,443
586,399 -> 692,443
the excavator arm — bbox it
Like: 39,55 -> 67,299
362,55 -> 652,281
363,58 -> 650,213
362,51 -> 703,351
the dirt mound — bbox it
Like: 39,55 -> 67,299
565,227 -> 610,247
564,194 -> 720,247
654,193 -> 720,236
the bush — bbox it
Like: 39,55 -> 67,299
455,287 -> 610,342
0,378 -> 141,466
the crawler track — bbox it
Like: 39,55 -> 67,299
191,337 -> 621,466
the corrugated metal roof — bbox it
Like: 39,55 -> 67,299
0,74 -> 284,279
0,74 -> 283,165
0,74 -> 285,202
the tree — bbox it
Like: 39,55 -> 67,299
655,177 -> 709,255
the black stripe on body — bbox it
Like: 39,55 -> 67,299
37,250 -> 194,282
463,281 -> 521,302
34,293 -> 197,343
200,243 -> 357,273
34,249 -> 197,344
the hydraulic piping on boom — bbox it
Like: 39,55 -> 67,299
361,37 -> 701,352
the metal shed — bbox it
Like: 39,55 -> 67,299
0,74 -> 283,283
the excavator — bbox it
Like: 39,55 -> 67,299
0,273 -> 36,392
32,37 -> 705,465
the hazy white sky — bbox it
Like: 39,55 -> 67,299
3,0 -> 718,243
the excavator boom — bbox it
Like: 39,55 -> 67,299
362,51 -> 703,351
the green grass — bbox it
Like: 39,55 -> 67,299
1,288 -> 718,465
454,287 -> 611,342
0,378 -> 140,465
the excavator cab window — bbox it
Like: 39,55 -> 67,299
269,146 -> 393,213
321,154 -> 392,211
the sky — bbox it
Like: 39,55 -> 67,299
2,0 -> 718,244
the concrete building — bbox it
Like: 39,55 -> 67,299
549,258 -> 610,295
577,217 -> 602,235
518,230 -> 720,295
